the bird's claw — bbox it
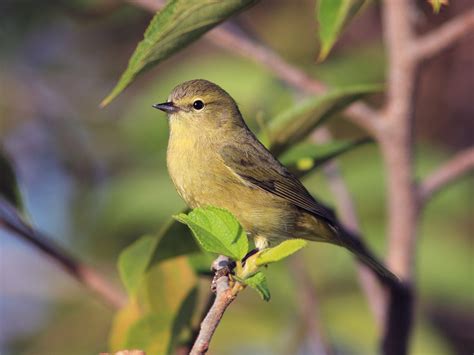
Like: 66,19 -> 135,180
211,261 -> 236,293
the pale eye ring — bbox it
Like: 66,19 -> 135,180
193,100 -> 204,110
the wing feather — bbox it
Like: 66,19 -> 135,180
220,142 -> 336,225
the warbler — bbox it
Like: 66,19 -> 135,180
154,79 -> 397,283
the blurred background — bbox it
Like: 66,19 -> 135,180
0,0 -> 472,354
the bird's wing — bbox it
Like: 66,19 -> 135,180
220,142 -> 337,225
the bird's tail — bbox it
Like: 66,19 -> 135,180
336,227 -> 400,286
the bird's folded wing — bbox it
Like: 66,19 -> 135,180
219,143 -> 336,225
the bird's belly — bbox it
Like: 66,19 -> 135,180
167,143 -> 297,244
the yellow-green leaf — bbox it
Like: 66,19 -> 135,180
428,0 -> 448,14
256,239 -> 307,266
280,137 -> 373,175
101,0 -> 257,106
268,84 -> 381,156
316,0 -> 367,61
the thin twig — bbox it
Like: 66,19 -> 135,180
190,256 -> 236,354
418,147 -> 474,205
412,8 -> 474,61
311,129 -> 387,327
0,197 -> 126,309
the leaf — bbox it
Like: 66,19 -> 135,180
101,0 -> 257,106
241,272 -> 271,301
428,0 -> 448,13
149,216 -> 200,265
0,149 -> 22,210
280,137 -> 373,174
119,235 -> 158,296
111,257 -> 198,354
268,85 -> 381,156
174,206 -> 249,261
316,0 -> 367,61
117,214 -> 199,292
256,239 -> 307,266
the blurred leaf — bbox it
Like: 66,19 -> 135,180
109,300 -> 142,351
125,313 -> 171,354
240,272 -> 271,301
316,0 -> 367,61
101,0 -> 257,106
280,137 -> 373,174
187,251 -> 215,275
428,0 -> 448,13
168,287 -> 198,352
149,216 -> 200,265
115,257 -> 197,354
256,239 -> 307,266
119,235 -> 157,296
174,206 -> 249,260
0,149 -> 22,210
268,85 -> 381,156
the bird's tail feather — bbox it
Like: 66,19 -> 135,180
337,227 -> 400,286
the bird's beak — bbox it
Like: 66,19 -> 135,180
152,102 -> 179,113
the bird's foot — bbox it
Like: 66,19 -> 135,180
211,258 -> 236,293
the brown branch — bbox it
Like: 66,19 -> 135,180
412,8 -> 474,61
190,256 -> 236,354
311,129 -> 387,328
418,147 -> 474,205
0,197 -> 126,309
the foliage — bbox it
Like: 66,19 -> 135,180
316,0 -> 367,61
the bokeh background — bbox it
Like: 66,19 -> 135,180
0,0 -> 472,354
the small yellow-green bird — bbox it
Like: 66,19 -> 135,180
154,79 -> 397,283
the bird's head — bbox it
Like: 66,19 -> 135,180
153,79 -> 244,132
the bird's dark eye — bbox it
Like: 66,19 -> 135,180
193,100 -> 204,110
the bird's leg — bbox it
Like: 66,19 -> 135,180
242,248 -> 259,265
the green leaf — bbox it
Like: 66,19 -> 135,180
174,206 -> 249,260
268,85 -> 381,156
242,272 -> 271,301
101,0 -> 257,106
0,149 -> 22,210
118,214 -> 200,295
316,0 -> 367,61
256,239 -> 307,266
149,216 -> 200,265
280,137 -> 373,174
118,235 -> 157,296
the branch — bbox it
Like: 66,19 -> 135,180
190,256 -> 236,355
418,147 -> 474,205
0,198 -> 126,309
311,129 -> 387,327
412,9 -> 474,61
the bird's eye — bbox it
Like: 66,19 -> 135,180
193,100 -> 204,110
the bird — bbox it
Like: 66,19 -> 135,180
153,79 -> 398,283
